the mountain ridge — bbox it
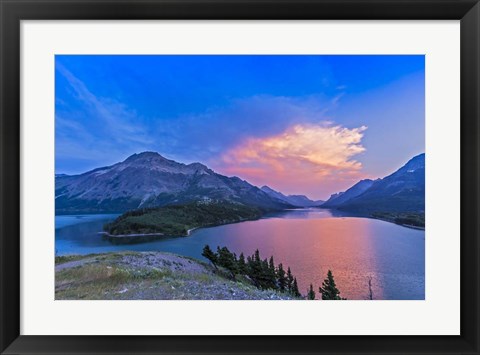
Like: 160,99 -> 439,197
322,179 -> 375,208
324,153 -> 425,213
55,152 -> 292,214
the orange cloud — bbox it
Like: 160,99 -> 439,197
212,123 -> 368,200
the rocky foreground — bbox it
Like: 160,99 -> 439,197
55,251 -> 299,300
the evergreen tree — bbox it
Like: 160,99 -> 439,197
217,246 -> 238,280
201,245 -> 218,269
319,270 -> 345,300
202,246 -> 305,297
262,258 -> 269,271
247,249 -> 263,288
277,263 -> 287,292
254,249 -> 261,264
286,267 -> 294,293
268,256 -> 275,274
268,256 -> 277,289
292,277 -> 301,297
238,252 -> 246,274
260,258 -> 274,289
367,277 -> 373,300
307,283 -> 316,300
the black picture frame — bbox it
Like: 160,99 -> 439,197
1,0 -> 479,354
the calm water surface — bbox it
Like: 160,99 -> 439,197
55,209 -> 425,300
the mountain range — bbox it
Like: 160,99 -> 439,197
322,153 -> 425,213
260,186 -> 324,207
55,152 -> 292,214
56,151 -> 424,215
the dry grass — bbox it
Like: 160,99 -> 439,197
55,251 -> 299,300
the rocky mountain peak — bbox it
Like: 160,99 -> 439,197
187,162 -> 209,172
124,151 -> 169,163
402,153 -> 425,171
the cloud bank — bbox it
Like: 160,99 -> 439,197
153,94 -> 336,163
212,123 -> 368,200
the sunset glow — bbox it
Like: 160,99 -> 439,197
54,54 -> 426,301
213,123 -> 368,198
55,55 -> 425,199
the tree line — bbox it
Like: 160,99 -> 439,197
202,245 -> 345,300
202,245 -> 301,297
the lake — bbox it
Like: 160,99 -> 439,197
55,209 -> 425,300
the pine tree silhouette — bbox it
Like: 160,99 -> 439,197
307,284 -> 316,300
319,270 -> 346,300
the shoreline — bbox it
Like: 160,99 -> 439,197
98,231 -> 175,245
72,207 -> 424,246
187,227 -> 198,236
102,215 -> 265,243
95,208 -> 425,241
317,207 -> 425,230
369,216 -> 425,230
98,231 -> 165,238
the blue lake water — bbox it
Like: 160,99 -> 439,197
55,209 -> 425,300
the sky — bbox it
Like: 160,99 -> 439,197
55,55 -> 425,200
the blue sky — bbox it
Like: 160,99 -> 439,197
55,55 -> 424,199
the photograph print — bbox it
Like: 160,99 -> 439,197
55,55 -> 425,300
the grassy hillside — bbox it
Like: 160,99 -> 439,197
55,251 -> 299,300
104,201 -> 263,236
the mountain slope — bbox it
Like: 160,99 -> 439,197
260,186 -> 323,207
322,179 -> 374,208
55,152 -> 292,214
55,251 -> 298,300
260,186 -> 289,202
328,153 -> 425,213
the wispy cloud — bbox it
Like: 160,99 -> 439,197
212,123 -> 368,199
55,63 -> 154,168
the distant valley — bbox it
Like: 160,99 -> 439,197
260,185 -> 323,207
